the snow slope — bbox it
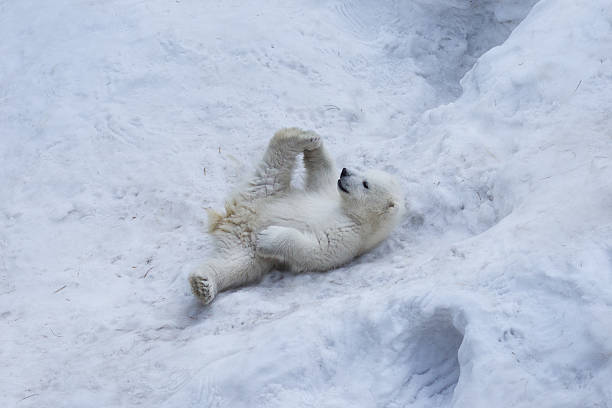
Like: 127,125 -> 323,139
2,0 -> 611,406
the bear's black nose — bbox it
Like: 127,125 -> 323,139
341,168 -> 349,177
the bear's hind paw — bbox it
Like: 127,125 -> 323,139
189,273 -> 218,305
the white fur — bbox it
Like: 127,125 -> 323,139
189,128 -> 404,304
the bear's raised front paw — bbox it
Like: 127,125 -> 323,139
273,128 -> 321,152
298,130 -> 321,151
189,272 -> 218,305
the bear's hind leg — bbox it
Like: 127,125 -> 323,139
189,255 -> 271,304
189,264 -> 219,305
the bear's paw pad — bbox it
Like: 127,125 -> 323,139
189,273 -> 217,305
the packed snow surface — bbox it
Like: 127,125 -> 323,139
2,0 -> 612,406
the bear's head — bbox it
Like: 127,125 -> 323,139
337,167 -> 404,250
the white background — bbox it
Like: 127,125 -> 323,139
2,0 -> 611,406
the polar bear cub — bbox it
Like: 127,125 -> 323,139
189,128 -> 404,304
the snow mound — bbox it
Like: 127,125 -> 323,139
334,0 -> 537,100
163,297 -> 465,408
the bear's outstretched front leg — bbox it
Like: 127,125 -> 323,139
189,255 -> 271,304
302,131 -> 337,192
256,225 -> 358,272
244,128 -> 321,200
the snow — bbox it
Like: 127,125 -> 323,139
2,0 -> 611,406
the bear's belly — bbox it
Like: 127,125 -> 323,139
212,192 -> 345,252
257,192 -> 341,232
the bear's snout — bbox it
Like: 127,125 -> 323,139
337,178 -> 349,194
341,168 -> 350,178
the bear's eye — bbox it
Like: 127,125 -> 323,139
362,181 -> 369,189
